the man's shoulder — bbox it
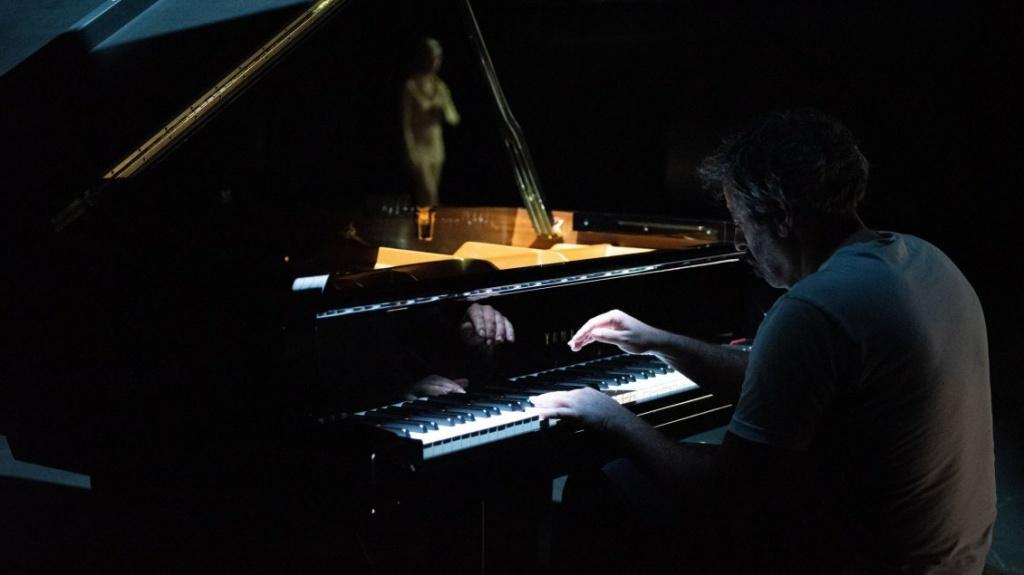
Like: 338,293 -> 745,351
793,232 -> 939,296
786,230 -> 976,336
782,233 -> 906,323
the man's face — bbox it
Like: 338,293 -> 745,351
725,191 -> 795,289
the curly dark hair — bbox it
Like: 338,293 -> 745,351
698,109 -> 870,226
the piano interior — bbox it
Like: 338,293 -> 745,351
369,208 -> 722,270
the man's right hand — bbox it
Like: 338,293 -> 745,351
568,309 -> 667,354
531,387 -> 636,434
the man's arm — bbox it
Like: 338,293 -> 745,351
532,388 -> 802,498
568,309 -> 748,403
532,387 -> 715,488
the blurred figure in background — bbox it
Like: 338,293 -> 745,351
401,37 -> 460,238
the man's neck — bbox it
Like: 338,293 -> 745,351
796,214 -> 875,279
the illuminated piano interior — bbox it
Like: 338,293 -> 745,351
369,208 -> 724,269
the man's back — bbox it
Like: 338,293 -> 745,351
732,232 -> 995,572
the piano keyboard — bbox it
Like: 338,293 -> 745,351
355,354 -> 700,460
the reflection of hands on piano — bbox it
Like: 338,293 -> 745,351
460,303 -> 515,348
403,375 -> 469,401
531,387 -> 635,432
398,304 -> 513,401
568,309 -> 667,354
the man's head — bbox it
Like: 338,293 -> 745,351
698,109 -> 870,287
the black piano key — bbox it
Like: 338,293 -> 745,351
582,365 -> 638,378
601,364 -> 654,377
585,358 -> 647,372
359,413 -> 435,433
599,369 -> 643,380
422,396 -> 498,416
558,367 -> 631,383
402,403 -> 472,424
382,405 -> 459,427
498,387 -> 552,397
358,413 -> 436,433
507,381 -> 590,393
632,355 -> 671,368
359,420 -> 411,437
530,374 -> 609,389
487,388 -> 536,403
445,397 -> 520,412
558,367 -> 621,379
378,424 -> 412,437
605,356 -> 670,374
484,385 -> 550,397
410,400 -> 477,421
478,389 -> 532,403
461,392 -> 526,411
478,388 -> 536,401
546,381 -> 593,390
463,399 -> 519,412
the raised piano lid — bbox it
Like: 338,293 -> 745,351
40,0 -> 735,282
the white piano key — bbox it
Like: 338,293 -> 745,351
603,369 -> 699,405
409,407 -> 543,459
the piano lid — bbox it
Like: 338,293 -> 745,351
12,0 -> 736,280
48,0 -> 545,233
74,0 -> 553,238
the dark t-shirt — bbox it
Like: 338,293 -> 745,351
729,232 -> 995,573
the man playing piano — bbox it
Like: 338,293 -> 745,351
534,109 -> 995,574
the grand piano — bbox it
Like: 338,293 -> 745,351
1,1 -> 777,572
